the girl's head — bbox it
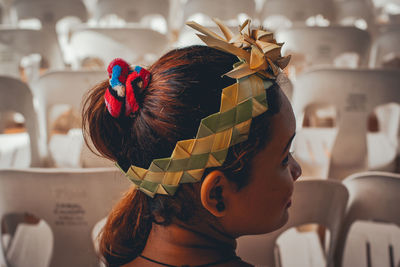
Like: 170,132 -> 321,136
83,45 -> 301,266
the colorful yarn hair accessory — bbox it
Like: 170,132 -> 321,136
104,58 -> 151,118
117,19 -> 290,198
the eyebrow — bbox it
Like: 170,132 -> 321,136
281,133 -> 296,156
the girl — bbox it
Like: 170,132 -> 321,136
82,20 -> 301,267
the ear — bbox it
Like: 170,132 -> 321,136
200,170 -> 229,217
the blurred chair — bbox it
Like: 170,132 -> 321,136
335,171 -> 400,267
0,27 -> 64,80
183,0 -> 256,26
0,3 -> 3,24
292,69 -> 400,180
276,26 -> 371,79
9,0 -> 88,70
237,179 -> 349,267
0,76 -> 43,167
334,0 -> 375,30
93,0 -> 170,32
5,218 -> 53,267
10,0 -> 88,27
0,167 -> 131,267
369,29 -> 400,69
68,25 -> 169,69
339,221 -> 400,267
371,0 -> 400,23
260,0 -> 335,30
31,70 -> 112,167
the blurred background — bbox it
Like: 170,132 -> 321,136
0,0 -> 399,266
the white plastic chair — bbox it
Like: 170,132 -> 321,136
183,0 -> 256,26
0,28 -> 64,79
335,171 -> 400,267
6,219 -> 53,267
369,29 -> 400,68
31,70 -> 110,167
276,26 -> 371,78
236,179 -> 349,267
0,76 -> 43,167
260,0 -> 335,28
68,25 -> 169,69
334,0 -> 375,30
0,167 -> 131,267
339,221 -> 400,267
94,0 -> 169,25
292,68 -> 400,180
10,0 -> 87,27
0,3 -> 3,23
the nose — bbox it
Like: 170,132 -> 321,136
290,155 -> 302,181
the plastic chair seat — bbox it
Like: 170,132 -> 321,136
294,128 -> 397,178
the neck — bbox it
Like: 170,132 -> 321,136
140,219 -> 237,265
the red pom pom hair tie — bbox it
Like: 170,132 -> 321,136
105,58 -> 130,118
104,58 -> 151,118
125,66 -> 151,116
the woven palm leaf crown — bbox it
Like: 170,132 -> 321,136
118,18 -> 290,198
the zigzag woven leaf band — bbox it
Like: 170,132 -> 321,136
119,75 -> 273,198
118,18 -> 290,197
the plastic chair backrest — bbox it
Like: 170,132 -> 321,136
183,0 -> 256,22
94,0 -> 169,24
0,76 -> 43,166
0,28 -> 65,75
10,0 -> 87,26
32,70 -> 105,142
339,221 -> 400,267
292,68 -> 400,180
260,0 -> 335,24
335,171 -> 400,267
0,167 -> 131,267
68,26 -> 168,69
369,29 -> 400,68
236,179 -> 349,267
276,26 -> 371,68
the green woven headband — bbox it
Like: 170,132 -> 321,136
118,19 -> 290,197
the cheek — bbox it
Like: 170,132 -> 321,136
259,172 -> 294,217
231,168 -> 294,234
260,170 -> 294,202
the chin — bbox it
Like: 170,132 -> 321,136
267,209 -> 290,233
278,209 -> 290,228
248,211 -> 290,235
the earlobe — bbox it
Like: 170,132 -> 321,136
200,170 -> 228,217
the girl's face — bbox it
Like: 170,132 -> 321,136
223,89 -> 301,236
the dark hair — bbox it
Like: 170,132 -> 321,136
82,46 -> 281,267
